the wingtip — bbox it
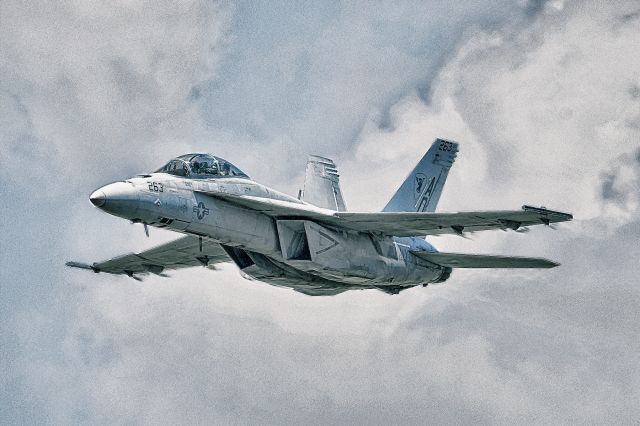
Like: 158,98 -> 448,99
65,261 -> 91,269
521,205 -> 574,220
539,258 -> 561,268
66,261 -> 100,273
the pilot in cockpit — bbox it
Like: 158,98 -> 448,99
205,161 -> 218,175
220,162 -> 231,176
155,154 -> 248,179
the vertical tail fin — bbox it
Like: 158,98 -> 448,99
383,138 -> 458,212
301,155 -> 347,211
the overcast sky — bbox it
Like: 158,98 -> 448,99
1,0 -> 639,424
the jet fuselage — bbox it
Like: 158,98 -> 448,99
91,174 -> 447,293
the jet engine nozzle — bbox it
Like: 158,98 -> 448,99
89,181 -> 140,219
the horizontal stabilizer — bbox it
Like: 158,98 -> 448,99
411,251 -> 559,268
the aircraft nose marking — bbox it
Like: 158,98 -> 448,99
89,190 -> 106,207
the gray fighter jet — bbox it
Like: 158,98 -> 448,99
67,139 -> 572,295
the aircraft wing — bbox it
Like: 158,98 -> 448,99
66,235 -> 230,278
332,205 -> 573,236
199,191 -> 572,237
411,251 -> 559,268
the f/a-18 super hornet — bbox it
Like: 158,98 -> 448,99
67,139 -> 572,296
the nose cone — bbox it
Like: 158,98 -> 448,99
89,181 -> 140,218
89,190 -> 106,207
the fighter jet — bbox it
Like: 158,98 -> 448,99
67,139 -> 572,296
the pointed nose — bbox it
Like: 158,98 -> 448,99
89,190 -> 106,207
88,182 -> 140,218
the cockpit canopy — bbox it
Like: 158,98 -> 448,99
154,154 -> 249,179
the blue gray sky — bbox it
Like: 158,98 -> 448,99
1,0 -> 639,424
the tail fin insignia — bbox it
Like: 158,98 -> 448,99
384,138 -> 458,213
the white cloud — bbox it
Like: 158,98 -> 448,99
344,1 -> 640,223
0,0 -> 230,188
340,0 -> 640,258
3,1 -> 640,424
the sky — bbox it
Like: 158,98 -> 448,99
1,0 -> 639,424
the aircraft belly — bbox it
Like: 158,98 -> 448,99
238,253 -> 357,291
237,255 -> 432,295
274,220 -> 443,286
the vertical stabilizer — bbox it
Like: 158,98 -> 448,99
301,155 -> 347,211
383,138 -> 458,212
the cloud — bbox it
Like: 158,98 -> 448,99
0,0 -> 231,422
2,0 -> 640,425
340,0 -> 640,258
196,0 -> 539,190
343,0 -> 640,220
0,0 -> 230,187
600,148 -> 640,219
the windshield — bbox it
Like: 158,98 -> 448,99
154,154 -> 249,179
